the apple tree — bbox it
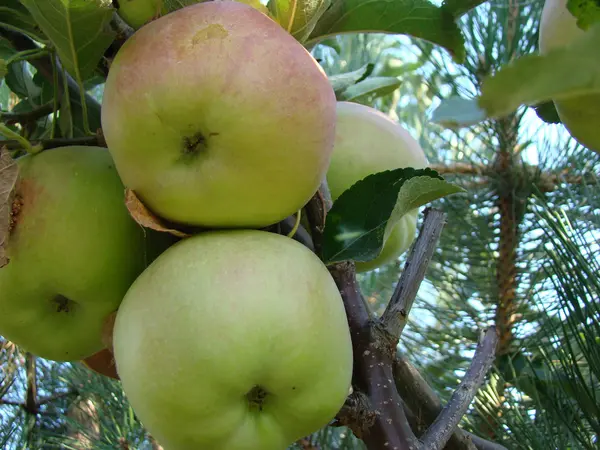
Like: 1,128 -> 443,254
0,0 -> 599,449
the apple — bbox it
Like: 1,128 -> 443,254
113,230 -> 353,450
116,0 -> 271,30
102,1 -> 336,229
116,0 -> 165,30
327,101 -> 428,272
539,0 -> 600,153
0,146 -> 158,362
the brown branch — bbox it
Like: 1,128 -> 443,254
330,262 -> 419,449
393,357 -> 475,450
429,163 -> 488,176
421,327 -> 499,449
0,399 -> 23,407
1,102 -> 57,125
24,353 -> 37,415
305,186 -> 419,448
393,356 -> 507,450
381,208 -> 447,338
429,163 -> 599,193
0,390 -> 76,410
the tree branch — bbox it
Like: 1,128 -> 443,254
1,102 -> 57,126
1,136 -> 105,152
420,327 -> 499,449
330,261 -> 419,449
393,356 -> 507,450
381,208 -> 446,338
24,353 -> 37,415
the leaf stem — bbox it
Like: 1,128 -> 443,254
0,124 -> 34,153
286,209 -> 302,238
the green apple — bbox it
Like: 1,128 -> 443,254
116,0 -> 165,29
539,0 -> 600,153
0,146 -> 157,362
116,0 -> 271,29
327,101 -> 428,272
102,1 -> 336,229
113,230 -> 353,450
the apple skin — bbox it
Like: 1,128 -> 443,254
113,230 -> 353,450
539,0 -> 600,153
102,2 -> 336,229
327,102 -> 428,272
116,0 -> 165,30
0,146 -> 156,362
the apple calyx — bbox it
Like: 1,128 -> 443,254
246,385 -> 270,412
53,294 -> 76,313
181,131 -> 209,161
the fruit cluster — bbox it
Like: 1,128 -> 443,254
0,2 -> 428,449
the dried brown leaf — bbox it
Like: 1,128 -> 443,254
82,348 -> 119,380
125,189 -> 189,238
101,311 -> 117,351
0,147 -> 19,268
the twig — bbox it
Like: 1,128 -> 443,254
393,356 -> 507,450
1,136 -> 105,152
429,163 -> 488,176
1,102 -> 57,126
0,391 -> 76,409
381,208 -> 447,338
24,353 -> 37,415
420,327 -> 499,449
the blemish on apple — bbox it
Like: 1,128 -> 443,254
192,24 -> 228,45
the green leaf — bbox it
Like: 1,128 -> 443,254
338,76 -> 402,103
478,23 -> 600,120
20,0 -> 115,80
268,0 -> 332,42
4,61 -> 41,99
0,1 -> 46,42
329,63 -> 374,95
532,100 -> 561,125
567,0 -> 600,30
441,0 -> 488,18
430,96 -> 487,128
0,38 -> 17,61
0,82 -> 10,110
0,60 -> 6,81
307,0 -> 466,62
322,168 -> 465,264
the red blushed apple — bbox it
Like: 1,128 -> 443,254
102,2 -> 337,228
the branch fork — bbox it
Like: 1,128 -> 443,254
305,187 -> 503,450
